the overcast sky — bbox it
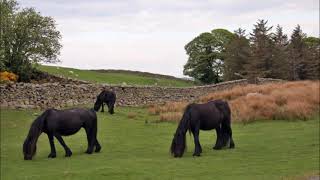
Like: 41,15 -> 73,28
20,0 -> 319,77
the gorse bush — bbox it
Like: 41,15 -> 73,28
149,81 -> 320,123
0,71 -> 18,82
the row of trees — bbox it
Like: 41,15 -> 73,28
0,0 -> 61,82
184,20 -> 320,84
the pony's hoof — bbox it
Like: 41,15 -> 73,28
95,146 -> 101,153
192,153 -> 201,157
230,144 -> 235,149
85,150 -> 93,154
213,146 -> 222,150
65,151 -> 72,157
48,153 -> 56,158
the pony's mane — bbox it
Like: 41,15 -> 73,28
170,103 -> 195,156
32,110 -> 49,130
177,103 -> 195,133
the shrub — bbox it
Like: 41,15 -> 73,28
0,71 -> 18,82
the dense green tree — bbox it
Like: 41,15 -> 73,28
0,0 -> 62,81
184,29 -> 234,84
288,25 -> 308,80
245,20 -> 274,81
223,28 -> 250,81
303,36 -> 320,79
271,25 -> 289,79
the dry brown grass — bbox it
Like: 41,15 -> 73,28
127,112 -> 137,119
159,112 -> 183,123
282,171 -> 320,180
149,81 -> 320,123
148,101 -> 187,122
148,101 -> 188,115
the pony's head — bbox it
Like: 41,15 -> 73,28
107,101 -> 115,114
23,126 -> 40,160
93,96 -> 102,112
94,96 -> 115,114
170,130 -> 186,158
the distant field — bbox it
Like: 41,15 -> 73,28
37,65 -> 195,87
1,107 -> 319,180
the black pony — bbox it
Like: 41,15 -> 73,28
94,90 -> 116,114
23,108 -> 101,160
170,100 -> 235,158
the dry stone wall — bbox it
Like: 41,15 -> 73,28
0,78 -> 281,109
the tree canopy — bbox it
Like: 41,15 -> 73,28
183,29 -> 234,84
184,20 -> 319,83
0,0 -> 62,81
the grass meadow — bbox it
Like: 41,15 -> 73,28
37,65 -> 195,87
1,106 -> 319,180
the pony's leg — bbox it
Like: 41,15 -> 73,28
213,127 -> 223,150
92,124 -> 101,152
192,128 -> 202,156
221,122 -> 235,148
95,139 -> 101,152
55,135 -> 72,157
84,127 -> 95,154
101,103 -> 104,112
225,125 -> 235,149
47,134 -> 57,158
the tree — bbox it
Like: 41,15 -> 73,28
245,20 -> 274,81
303,36 -> 320,79
0,0 -> 62,82
271,25 -> 289,79
184,29 -> 234,84
223,28 -> 250,81
288,25 -> 308,80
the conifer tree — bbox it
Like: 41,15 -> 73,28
246,20 -> 274,81
271,25 -> 289,79
223,28 -> 250,80
288,25 -> 307,80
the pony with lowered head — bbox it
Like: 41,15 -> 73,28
94,90 -> 116,114
170,100 -> 235,158
23,108 -> 101,160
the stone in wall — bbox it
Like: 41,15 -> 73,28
0,78 -> 282,110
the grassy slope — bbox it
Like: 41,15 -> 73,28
37,65 -> 195,87
1,107 -> 319,180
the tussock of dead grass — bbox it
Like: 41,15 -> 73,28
149,81 -> 320,123
148,101 -> 188,115
127,112 -> 137,119
148,101 -> 187,123
159,112 -> 183,123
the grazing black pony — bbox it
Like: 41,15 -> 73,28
23,108 -> 101,160
94,90 -> 116,114
170,100 -> 235,158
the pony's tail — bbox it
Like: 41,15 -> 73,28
219,101 -> 235,148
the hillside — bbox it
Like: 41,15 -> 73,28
37,65 -> 196,87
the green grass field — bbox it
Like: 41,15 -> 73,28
1,107 -> 319,180
37,65 -> 195,87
